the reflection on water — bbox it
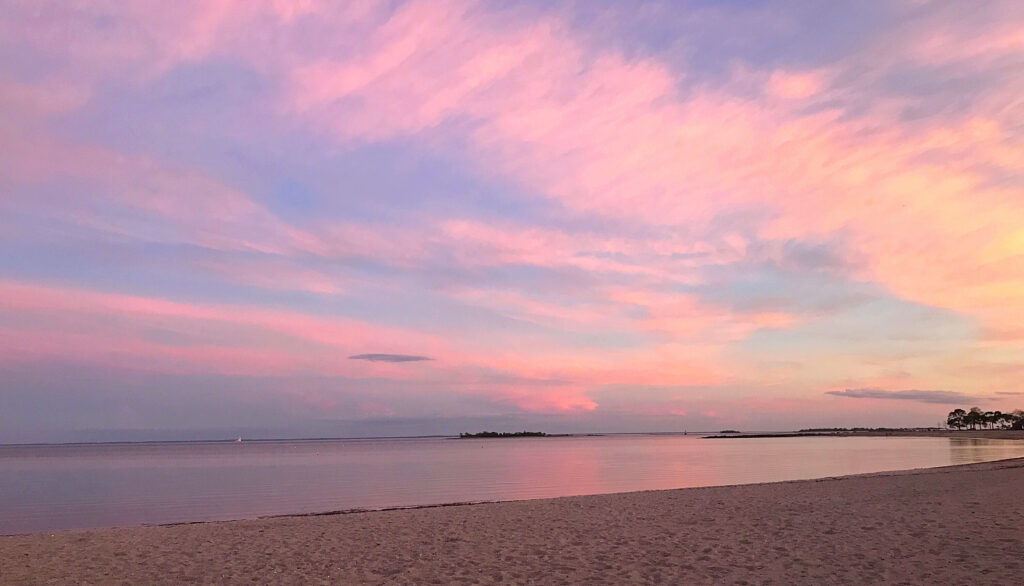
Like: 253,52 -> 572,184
948,437 -> 1024,464
1,435 -> 1022,534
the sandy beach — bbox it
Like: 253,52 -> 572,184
2,457 -> 1022,585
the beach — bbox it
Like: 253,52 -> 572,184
2,457 -> 1022,584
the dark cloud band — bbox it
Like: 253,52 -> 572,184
349,354 -> 433,363
826,388 -> 984,405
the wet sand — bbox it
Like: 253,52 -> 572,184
2,458 -> 1022,584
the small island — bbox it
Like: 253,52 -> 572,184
458,431 -> 549,439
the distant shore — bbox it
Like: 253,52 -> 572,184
3,457 -> 1023,584
704,429 -> 1024,440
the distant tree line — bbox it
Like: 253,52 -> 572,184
458,431 -> 549,438
946,407 -> 1024,430
798,427 -> 934,432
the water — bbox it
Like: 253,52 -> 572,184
2,434 -> 1022,535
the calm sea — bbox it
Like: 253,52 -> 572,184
2,434 -> 1023,534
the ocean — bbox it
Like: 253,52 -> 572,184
2,434 -> 1022,534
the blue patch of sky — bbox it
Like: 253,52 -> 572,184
733,295 -> 977,362
0,241 -> 265,303
686,260 -> 879,315
879,64 -> 1007,122
250,142 -> 562,226
545,0 -> 902,85
56,59 -> 269,158
57,59 -> 568,230
0,42 -> 64,83
0,365 -> 308,438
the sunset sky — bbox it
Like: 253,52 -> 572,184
2,0 -> 1023,442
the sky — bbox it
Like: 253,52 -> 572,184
2,0 -> 1023,442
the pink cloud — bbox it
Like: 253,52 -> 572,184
5,0 -> 1024,425
0,280 -> 730,413
274,0 -> 1024,354
766,70 -> 825,100
9,2 -> 1023,344
0,280 -> 446,376
607,288 -> 797,345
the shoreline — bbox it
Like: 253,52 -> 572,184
230,452 -> 1024,522
3,457 -> 1023,583
4,429 -> 1020,448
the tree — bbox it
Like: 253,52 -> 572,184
1012,410 -> 1024,431
999,411 -> 1015,430
983,411 -> 997,429
946,409 -> 966,430
964,407 -> 985,430
946,406 -> 1023,431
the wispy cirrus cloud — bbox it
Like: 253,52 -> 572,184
2,1 -> 1024,441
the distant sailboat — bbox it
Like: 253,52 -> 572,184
236,436 -> 243,443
